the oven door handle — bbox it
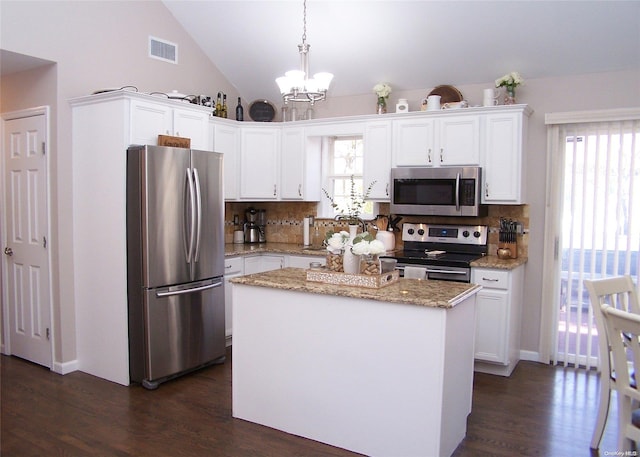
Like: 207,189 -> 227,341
455,172 -> 461,212
425,268 -> 467,275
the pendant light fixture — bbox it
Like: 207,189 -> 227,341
275,0 -> 333,105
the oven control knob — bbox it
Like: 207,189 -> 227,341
473,231 -> 481,238
407,228 -> 415,235
417,229 -> 425,236
462,230 -> 470,238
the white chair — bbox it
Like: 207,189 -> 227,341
601,303 -> 640,451
584,275 -> 640,449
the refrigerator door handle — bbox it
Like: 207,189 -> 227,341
192,167 -> 203,262
155,280 -> 223,298
184,168 -> 197,263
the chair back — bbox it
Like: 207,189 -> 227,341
602,305 -> 640,394
585,276 -> 640,371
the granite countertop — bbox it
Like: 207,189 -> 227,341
230,267 -> 481,309
226,242 -> 526,271
225,242 -> 326,257
470,255 -> 528,269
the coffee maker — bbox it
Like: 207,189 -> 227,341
244,208 -> 266,243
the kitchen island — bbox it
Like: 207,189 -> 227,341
231,268 -> 481,457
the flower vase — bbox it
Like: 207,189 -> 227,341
504,86 -> 516,105
343,225 -> 360,274
376,97 -> 387,115
326,251 -> 343,272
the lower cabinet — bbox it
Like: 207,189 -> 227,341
287,254 -> 326,268
243,254 -> 285,274
471,265 -> 524,376
223,256 -> 244,345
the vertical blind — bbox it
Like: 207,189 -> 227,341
553,119 -> 640,368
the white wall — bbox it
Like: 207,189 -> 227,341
0,0 -> 239,365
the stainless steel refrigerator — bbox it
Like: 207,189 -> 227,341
126,145 -> 225,389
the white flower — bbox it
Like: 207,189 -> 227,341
495,71 -> 524,88
373,82 -> 392,98
351,239 -> 386,256
326,231 -> 350,254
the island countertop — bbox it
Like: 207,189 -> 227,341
230,267 -> 481,309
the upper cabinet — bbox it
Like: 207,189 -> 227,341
212,121 -> 239,200
130,99 -> 211,150
393,115 -> 480,167
280,127 -> 321,201
239,126 -> 281,200
364,120 -> 392,200
481,107 -> 531,204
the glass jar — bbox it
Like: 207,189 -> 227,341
359,254 -> 380,275
326,252 -> 344,272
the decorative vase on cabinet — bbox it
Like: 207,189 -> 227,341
343,225 -> 360,274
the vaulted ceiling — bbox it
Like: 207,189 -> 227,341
163,0 -> 640,104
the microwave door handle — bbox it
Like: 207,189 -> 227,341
455,172 -> 461,212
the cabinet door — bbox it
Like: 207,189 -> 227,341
240,128 -> 280,199
280,128 -> 305,199
213,123 -> 239,200
393,118 -> 436,166
173,108 -> 210,150
364,121 -> 392,200
482,112 -> 523,203
438,116 -> 480,165
474,289 -> 510,364
130,100 -> 172,146
244,255 -> 284,274
287,255 -> 326,268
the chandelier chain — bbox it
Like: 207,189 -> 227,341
302,0 -> 307,44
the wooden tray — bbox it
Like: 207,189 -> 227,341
306,269 -> 399,289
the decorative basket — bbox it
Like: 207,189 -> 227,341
306,269 -> 399,289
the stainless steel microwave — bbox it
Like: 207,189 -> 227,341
390,166 -> 487,217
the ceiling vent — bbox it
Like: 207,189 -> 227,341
149,36 -> 178,64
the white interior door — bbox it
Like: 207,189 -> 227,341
2,112 -> 52,368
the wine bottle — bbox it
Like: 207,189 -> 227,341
236,97 -> 244,121
222,93 -> 228,118
215,92 -> 222,117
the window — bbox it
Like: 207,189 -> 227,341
320,136 -> 375,220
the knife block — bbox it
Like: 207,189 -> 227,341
497,241 -> 518,259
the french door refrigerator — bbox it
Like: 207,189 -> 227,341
126,145 -> 225,389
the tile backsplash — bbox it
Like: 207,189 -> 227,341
225,201 -> 529,258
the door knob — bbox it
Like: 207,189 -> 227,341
4,247 -> 13,256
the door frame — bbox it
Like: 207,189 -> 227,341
0,106 -> 54,369
540,108 -> 640,364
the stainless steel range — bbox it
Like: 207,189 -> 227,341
381,223 -> 488,283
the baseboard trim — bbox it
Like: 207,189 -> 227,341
519,350 -> 541,363
53,359 -> 79,375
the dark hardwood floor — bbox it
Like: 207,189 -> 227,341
1,348 -> 620,456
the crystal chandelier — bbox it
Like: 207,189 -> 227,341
275,0 -> 333,105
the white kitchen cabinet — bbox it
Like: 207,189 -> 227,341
481,107 -> 531,204
244,254 -> 285,274
471,265 -> 524,376
130,99 -> 211,150
223,256 -> 243,344
239,127 -> 280,200
363,120 -> 392,200
287,254 -> 326,268
393,115 -> 480,167
280,127 -> 321,201
212,120 -> 239,200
